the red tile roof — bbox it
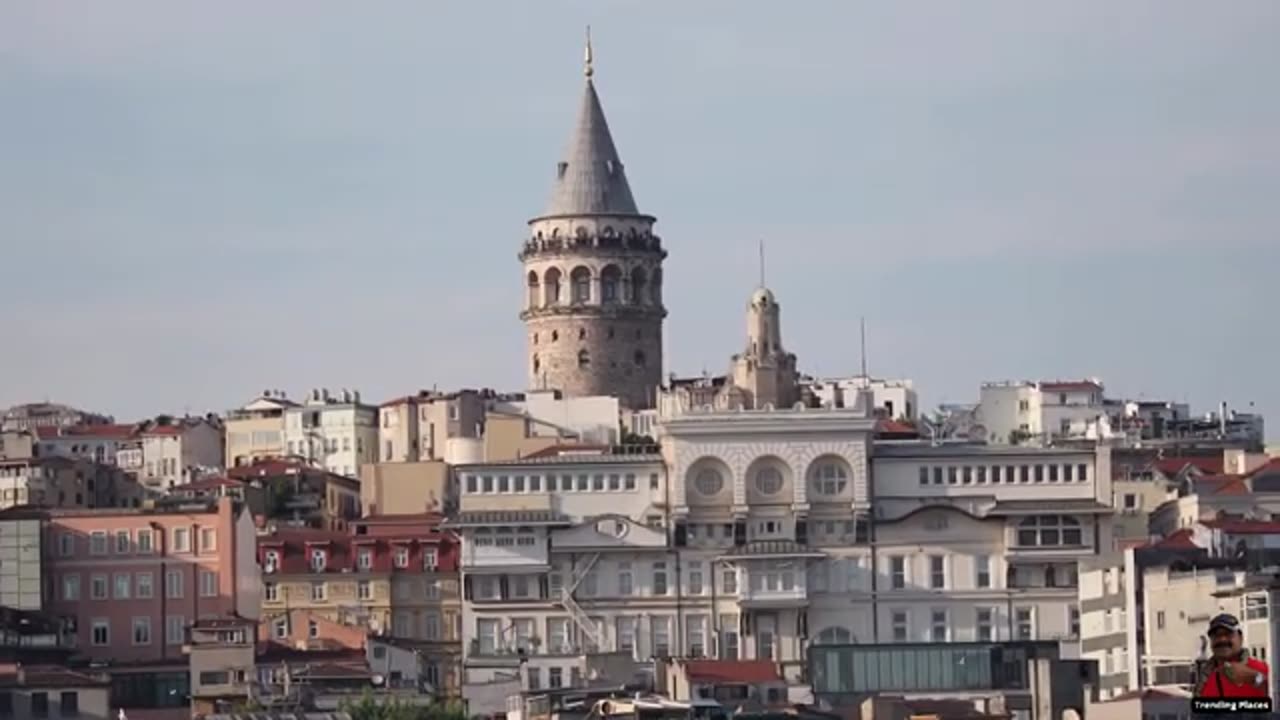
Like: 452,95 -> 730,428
682,659 -> 781,684
1201,519 -> 1280,535
39,423 -> 138,440
1155,456 -> 1225,476
227,459 -> 309,479
0,666 -> 110,688
1152,528 -> 1201,550
876,419 -> 919,437
175,476 -> 246,492
379,395 -> 419,408
1192,475 -> 1250,496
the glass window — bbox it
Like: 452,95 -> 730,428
929,556 -> 945,589
891,611 -> 908,642
755,466 -> 784,495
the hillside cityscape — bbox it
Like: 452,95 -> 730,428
2,22 -> 1277,720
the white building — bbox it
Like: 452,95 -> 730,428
806,376 -> 919,421
34,424 -> 135,466
975,379 -> 1109,445
116,417 -> 224,490
493,391 -> 624,447
871,442 -> 1112,646
282,388 -> 378,478
450,448 -> 670,690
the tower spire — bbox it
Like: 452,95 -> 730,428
584,26 -> 594,78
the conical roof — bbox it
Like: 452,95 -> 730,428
541,78 -> 641,217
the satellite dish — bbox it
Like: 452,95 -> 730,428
371,674 -> 385,686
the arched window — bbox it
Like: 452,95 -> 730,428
1016,515 -> 1083,547
577,349 -> 590,368
755,466 -> 784,495
650,268 -> 663,304
629,267 -> 647,304
693,468 -> 724,496
809,458 -> 850,496
532,355 -> 540,375
600,265 -> 622,304
815,627 -> 853,645
526,271 -> 540,308
571,266 -> 591,304
543,268 -> 562,306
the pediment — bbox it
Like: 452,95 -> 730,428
551,515 -> 668,549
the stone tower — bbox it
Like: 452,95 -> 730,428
519,35 -> 666,409
729,287 -> 799,409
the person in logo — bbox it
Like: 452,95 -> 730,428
1195,613 -> 1269,698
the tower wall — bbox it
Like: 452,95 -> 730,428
520,218 -> 666,409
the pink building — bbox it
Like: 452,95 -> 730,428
45,496 -> 261,665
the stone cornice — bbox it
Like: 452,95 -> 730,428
519,304 -> 668,322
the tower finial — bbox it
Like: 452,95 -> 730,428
584,26 -> 594,78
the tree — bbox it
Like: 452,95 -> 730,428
340,691 -> 469,720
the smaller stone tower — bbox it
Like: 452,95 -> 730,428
518,31 -> 667,409
729,286 -> 799,409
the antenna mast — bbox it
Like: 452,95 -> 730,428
860,317 -> 868,379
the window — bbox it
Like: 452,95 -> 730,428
1156,610 -> 1166,630
59,532 -> 74,556
929,555 -> 945,589
918,467 -> 929,486
1123,493 -> 1138,510
975,555 -> 991,588
1077,464 -> 1088,481
31,692 -> 49,718
90,531 -> 108,555
976,608 -> 994,641
357,548 -> 373,570
136,528 -> 153,554
890,556 -> 906,589
652,562 -> 668,595
199,671 -> 230,686
688,562 -> 704,595
200,527 -> 216,552
264,582 -> 278,602
930,610 -> 948,641
311,582 -> 326,601
59,691 -> 78,717
1016,515 -> 1083,547
687,615 -> 708,657
1016,607 -> 1034,640
394,547 -> 409,568
693,468 -> 723,496
1069,606 -> 1081,637
754,466 -> 784,495
171,527 -> 190,553
549,667 -> 563,689
166,570 -> 184,598
132,617 -> 152,645
310,549 -> 327,571
947,467 -> 957,484
136,572 -> 154,599
424,549 -> 438,570
547,618 -> 570,654
891,611 -> 908,642
816,627 -> 853,645
91,619 -> 110,646
424,612 -> 441,640
90,574 -> 108,600
309,620 -> 320,638
200,570 -> 218,597
115,529 -> 131,554
722,567 -> 738,594
652,616 -> 671,657
811,460 -> 849,495
263,549 -> 280,572
62,574 -> 80,601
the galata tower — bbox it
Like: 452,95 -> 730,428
519,33 -> 667,409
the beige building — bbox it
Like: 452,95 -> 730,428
378,390 -> 488,464
0,664 -> 112,720
360,460 -> 453,517
225,391 -> 295,467
116,416 -> 225,490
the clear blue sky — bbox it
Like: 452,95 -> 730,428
2,2 -> 1277,434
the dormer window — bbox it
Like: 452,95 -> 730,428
357,548 -> 373,570
423,550 -> 438,571
263,550 -> 280,573
310,549 -> 327,572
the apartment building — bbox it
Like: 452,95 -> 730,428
283,388 -> 378,477
870,442 -> 1112,646
660,398 -> 878,676
225,391 -> 295,467
0,664 -> 112,720
806,375 -> 919,421
0,456 -> 145,511
228,458 -> 360,530
258,514 -> 461,692
378,390 -> 488,464
450,447 -> 669,690
33,423 -> 136,466
116,417 -> 225,490
1,402 -> 111,434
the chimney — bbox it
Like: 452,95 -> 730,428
1221,401 -> 1228,435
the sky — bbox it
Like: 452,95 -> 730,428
1,2 -> 1277,435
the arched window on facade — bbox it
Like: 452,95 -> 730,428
571,267 -> 591,304
543,268 -> 562,306
600,265 -> 622,304
629,267 -> 647,304
577,349 -> 590,368
526,271 -> 540,309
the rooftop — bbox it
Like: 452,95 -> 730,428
681,659 -> 781,684
873,442 -> 1096,458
